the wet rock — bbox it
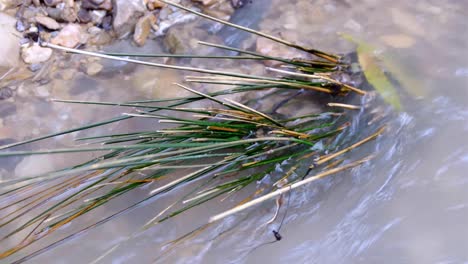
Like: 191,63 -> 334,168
51,23 -> 83,47
21,44 -> 53,64
29,63 -> 43,71
0,86 -> 14,100
86,61 -> 103,75
155,9 -> 198,36
391,8 -> 424,36
133,13 -> 157,46
0,13 -> 20,71
380,34 -> 415,49
34,84 -> 51,97
35,15 -> 60,30
15,155 -> 55,177
344,19 -> 362,32
0,101 -> 16,116
88,27 -> 113,45
112,0 -> 146,37
0,138 -> 26,172
256,37 -> 303,67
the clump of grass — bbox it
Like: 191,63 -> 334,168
0,1 -> 384,262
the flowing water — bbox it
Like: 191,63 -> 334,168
2,0 -> 468,263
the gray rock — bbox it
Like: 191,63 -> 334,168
0,86 -> 13,100
112,0 -> 146,37
77,8 -> 92,23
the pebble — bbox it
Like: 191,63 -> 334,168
90,10 -> 106,25
77,9 -> 92,23
16,19 -> 28,32
380,34 -> 415,48
133,13 -> 157,46
21,44 -> 53,64
51,23 -> 82,48
35,15 -> 60,30
86,62 -> 103,76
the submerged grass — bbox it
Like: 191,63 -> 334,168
0,1 -> 385,262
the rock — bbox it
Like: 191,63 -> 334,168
90,10 -> 106,25
0,86 -> 13,100
35,85 -> 51,97
43,0 -> 63,6
16,19 -> 28,32
82,0 -> 112,10
35,15 -> 60,30
344,19 -> 362,32
49,0 -> 78,22
0,13 -> 20,72
256,37 -> 303,67
112,0 -> 146,37
0,101 -> 16,116
51,23 -> 82,47
45,7 -> 63,21
77,8 -> 92,23
102,15 -> 112,31
86,61 -> 103,75
15,155 -> 56,178
145,0 -> 165,10
380,34 -> 415,49
391,8 -> 424,36
29,63 -> 43,72
133,13 -> 156,46
21,44 -> 53,64
0,0 -> 16,11
155,9 -> 198,36
88,27 -> 113,45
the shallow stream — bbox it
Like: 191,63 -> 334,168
2,0 -> 468,263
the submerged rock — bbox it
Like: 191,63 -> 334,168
133,13 -> 156,46
21,44 -> 53,64
86,61 -> 103,76
112,0 -> 146,37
